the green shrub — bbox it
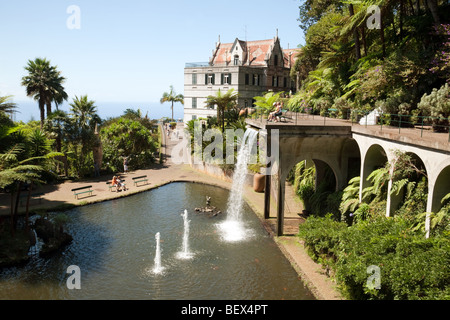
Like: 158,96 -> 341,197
298,215 -> 348,268
298,215 -> 450,300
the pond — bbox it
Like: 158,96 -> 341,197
0,182 -> 314,300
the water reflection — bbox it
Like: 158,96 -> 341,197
0,182 -> 314,300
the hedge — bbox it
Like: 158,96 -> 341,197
298,215 -> 450,300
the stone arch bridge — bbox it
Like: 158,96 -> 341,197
246,117 -> 450,237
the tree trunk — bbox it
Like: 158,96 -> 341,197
360,26 -> 367,56
349,4 -> 361,60
39,98 -> 45,128
426,0 -> 440,24
25,182 -> 32,233
408,0 -> 415,15
171,101 -> 174,121
380,8 -> 386,57
46,99 -> 52,119
400,0 -> 404,39
10,190 -> 15,237
13,181 -> 23,234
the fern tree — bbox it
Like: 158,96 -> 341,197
205,89 -> 238,132
413,192 -> 450,236
0,128 -> 62,236
340,176 -> 361,222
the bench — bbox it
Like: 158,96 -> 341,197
20,193 -> 44,206
133,175 -> 149,187
106,179 -> 126,192
327,108 -> 338,117
71,186 -> 93,199
276,109 -> 290,122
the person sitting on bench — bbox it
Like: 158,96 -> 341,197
112,175 -> 127,191
268,102 -> 282,122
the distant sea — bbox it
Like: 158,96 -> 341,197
12,100 -> 184,123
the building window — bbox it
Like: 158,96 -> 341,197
192,115 -> 197,120
192,73 -> 197,85
274,55 -> 278,66
221,73 -> 231,85
272,76 -> 278,87
284,77 -> 287,88
234,55 -> 239,66
205,74 -> 215,85
253,74 -> 260,86
192,97 -> 197,109
245,74 -> 250,85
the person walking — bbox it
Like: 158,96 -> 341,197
123,156 -> 129,173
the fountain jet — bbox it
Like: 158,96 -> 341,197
177,209 -> 194,259
153,232 -> 163,274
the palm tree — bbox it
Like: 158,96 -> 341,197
68,95 -> 101,177
0,94 -> 17,115
160,85 -> 184,121
0,127 -> 62,236
44,110 -> 70,176
205,89 -> 238,132
21,58 -> 68,128
70,95 -> 100,130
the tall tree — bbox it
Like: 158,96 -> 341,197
160,85 -> 184,121
0,94 -> 17,115
205,89 -> 238,132
21,58 -> 68,128
68,95 -> 101,177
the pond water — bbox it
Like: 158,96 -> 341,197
0,182 -> 314,300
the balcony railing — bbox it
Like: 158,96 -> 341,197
185,62 -> 210,68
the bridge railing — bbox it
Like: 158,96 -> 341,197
347,110 -> 450,142
247,107 -> 450,142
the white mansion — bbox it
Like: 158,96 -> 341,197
183,36 -> 298,122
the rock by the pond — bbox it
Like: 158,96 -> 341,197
34,217 -> 73,257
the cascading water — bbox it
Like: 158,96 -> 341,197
219,128 -> 259,242
177,209 -> 193,259
153,232 -> 163,274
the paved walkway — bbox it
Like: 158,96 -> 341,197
0,124 -> 343,300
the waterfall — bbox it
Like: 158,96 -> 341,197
219,128 -> 258,242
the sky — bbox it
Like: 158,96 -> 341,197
0,0 -> 305,121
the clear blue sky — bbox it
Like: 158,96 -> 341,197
0,0 -> 305,120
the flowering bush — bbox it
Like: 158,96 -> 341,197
417,83 -> 450,131
429,24 -> 450,83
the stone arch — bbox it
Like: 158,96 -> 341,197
283,156 -> 340,192
431,165 -> 450,212
312,158 -> 338,192
360,144 -> 389,202
388,151 -> 428,216
341,138 -> 361,184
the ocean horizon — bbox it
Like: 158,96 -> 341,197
11,100 -> 184,123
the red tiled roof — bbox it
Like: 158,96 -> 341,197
283,48 -> 301,68
211,38 -> 277,67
